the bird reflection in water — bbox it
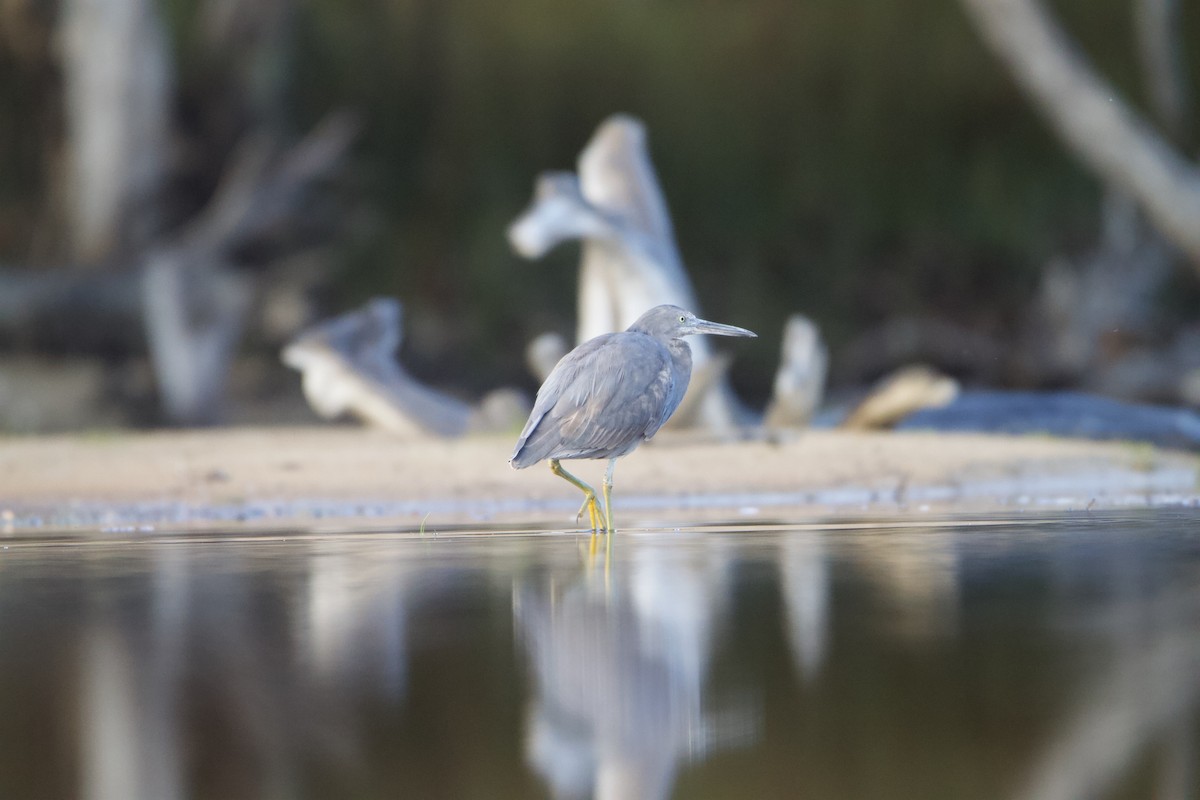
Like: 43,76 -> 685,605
3,518 -> 1193,799
513,537 -> 758,800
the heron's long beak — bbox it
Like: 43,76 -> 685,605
691,318 -> 757,338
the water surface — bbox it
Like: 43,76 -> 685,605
0,510 -> 1197,799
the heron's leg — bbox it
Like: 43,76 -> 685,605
549,459 -> 601,533
601,458 -> 617,534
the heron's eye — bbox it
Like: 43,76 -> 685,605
678,315 -> 686,323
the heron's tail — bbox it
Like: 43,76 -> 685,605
510,425 -> 561,469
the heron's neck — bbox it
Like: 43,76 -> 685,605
668,338 -> 692,382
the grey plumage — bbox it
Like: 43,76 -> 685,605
510,305 -> 755,532
511,326 -> 679,467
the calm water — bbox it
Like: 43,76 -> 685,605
0,511 -> 1198,800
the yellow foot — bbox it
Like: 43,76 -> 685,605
572,497 -> 597,532
574,495 -> 606,534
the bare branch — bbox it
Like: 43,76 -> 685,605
184,111 -> 359,260
960,0 -> 1200,265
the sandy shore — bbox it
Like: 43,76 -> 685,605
0,426 -> 1196,532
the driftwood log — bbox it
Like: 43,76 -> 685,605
282,297 -> 529,437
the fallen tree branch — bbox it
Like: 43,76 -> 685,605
142,111 -> 358,424
282,297 -> 529,437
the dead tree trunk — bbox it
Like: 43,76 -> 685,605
61,0 -> 171,260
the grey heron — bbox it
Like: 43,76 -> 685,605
510,304 -> 755,533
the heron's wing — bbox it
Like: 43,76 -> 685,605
511,332 -> 673,466
512,334 -> 615,460
577,115 -> 675,246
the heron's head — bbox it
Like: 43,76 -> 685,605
630,305 -> 757,341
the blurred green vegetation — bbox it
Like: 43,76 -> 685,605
4,0 -> 1200,401
284,0 -> 1135,397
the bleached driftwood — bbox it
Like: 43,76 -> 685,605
282,298 -> 529,437
764,314 -> 828,430
841,365 -> 960,430
509,115 -> 750,433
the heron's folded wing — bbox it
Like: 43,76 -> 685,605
514,333 -> 672,463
